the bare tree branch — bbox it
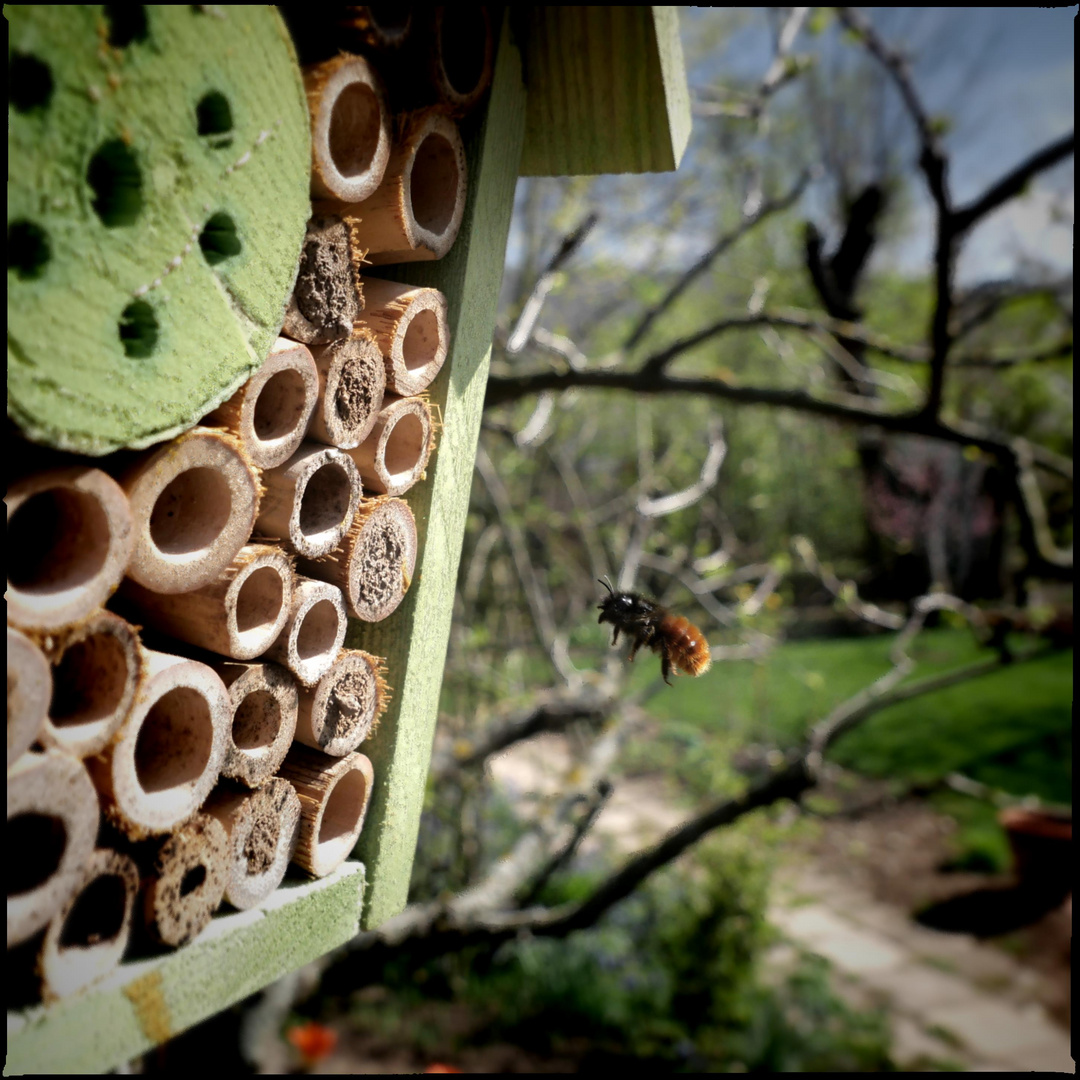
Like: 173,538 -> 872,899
624,174 -> 811,352
637,420 -> 727,517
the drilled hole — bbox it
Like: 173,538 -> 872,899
8,488 -> 110,594
199,211 -> 241,265
8,220 -> 51,281
180,865 -> 206,897
7,813 -> 67,897
104,6 -> 149,47
196,90 -> 233,147
88,139 -> 143,227
119,300 -> 158,358
9,52 -> 54,112
59,874 -> 126,948
148,466 -> 232,556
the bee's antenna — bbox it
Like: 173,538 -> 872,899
598,576 -> 614,594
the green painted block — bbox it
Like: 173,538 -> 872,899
345,13 -> 528,930
7,5 -> 311,455
5,863 -> 364,1074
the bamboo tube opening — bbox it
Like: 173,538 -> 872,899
308,333 -> 387,449
363,6 -> 412,46
265,578 -> 348,687
308,55 -> 391,204
123,428 -> 260,594
214,661 -> 298,788
281,217 -> 363,345
280,746 -> 374,876
350,498 -> 417,620
8,627 -> 51,769
43,611 -> 141,759
348,396 -> 433,496
7,749 -> 99,947
356,279 -> 448,395
88,651 -> 229,838
204,778 -> 301,910
6,468 -> 134,631
40,849 -> 138,1000
409,130 -> 460,237
118,544 -> 293,661
295,649 -> 388,756
204,340 -> 320,469
257,443 -> 362,559
437,6 -> 492,103
141,813 -> 229,947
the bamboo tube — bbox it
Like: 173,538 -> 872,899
6,467 -> 135,631
8,627 -> 50,769
36,848 -> 139,1001
255,443 -> 362,559
204,339 -> 321,470
356,278 -> 449,395
295,649 -> 390,756
297,496 -> 417,622
138,813 -> 230,947
281,216 -> 364,345
40,610 -> 142,759
306,54 -> 391,204
279,745 -> 375,877
345,6 -> 413,50
263,576 -> 348,688
120,427 -> 262,595
86,650 -> 230,840
322,109 -> 467,264
346,394 -> 435,497
209,661 -> 299,789
307,330 -> 387,449
7,749 -> 99,947
280,6 -> 413,65
422,6 -> 495,115
119,544 -> 294,661
203,778 -> 301,910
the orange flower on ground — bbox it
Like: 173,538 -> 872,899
286,1020 -> 338,1064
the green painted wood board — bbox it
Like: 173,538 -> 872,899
519,6 -> 692,177
4,863 -> 364,1075
344,12 -> 528,931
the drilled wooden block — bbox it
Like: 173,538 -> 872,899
7,5 -> 311,454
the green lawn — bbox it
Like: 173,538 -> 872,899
633,629 -> 1073,805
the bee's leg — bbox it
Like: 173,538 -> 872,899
610,627 -> 620,646
661,646 -> 674,686
628,637 -> 642,662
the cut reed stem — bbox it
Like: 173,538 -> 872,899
7,627 -> 51,769
347,393 -> 435,496
294,649 -> 390,756
263,576 -> 348,688
307,330 -> 387,449
6,467 -> 135,631
281,216 -> 364,345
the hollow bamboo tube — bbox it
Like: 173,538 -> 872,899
356,278 -> 449,396
346,6 -> 413,50
295,649 -> 390,757
36,848 -> 139,1001
420,5 -> 495,116
281,216 -> 364,345
119,544 -> 294,661
138,813 -> 230,947
86,649 -> 230,840
306,54 -> 391,204
7,749 -> 99,947
120,427 -> 262,595
279,745 -> 375,877
8,627 -> 51,769
297,496 -> 418,622
203,777 -> 301,910
208,660 -> 299,789
255,443 -> 362,559
6,467 -> 135,631
321,109 -> 467,264
204,339 -> 321,470
346,394 -> 435,497
263,576 -> 348,688
307,330 -> 387,449
40,610 -> 143,759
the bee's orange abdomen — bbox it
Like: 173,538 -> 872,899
658,614 -> 712,676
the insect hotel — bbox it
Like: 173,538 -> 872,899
6,7 -> 690,1071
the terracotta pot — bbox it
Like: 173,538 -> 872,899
998,807 -> 1072,884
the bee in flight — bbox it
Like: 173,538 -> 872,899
597,579 -> 711,686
